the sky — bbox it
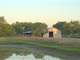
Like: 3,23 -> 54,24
0,0 -> 80,26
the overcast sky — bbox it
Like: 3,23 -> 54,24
0,0 -> 80,26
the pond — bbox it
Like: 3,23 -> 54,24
0,47 -> 80,60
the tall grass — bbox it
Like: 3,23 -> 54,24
0,37 -> 80,53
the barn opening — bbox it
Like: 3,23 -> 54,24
23,28 -> 32,37
23,31 -> 32,37
49,32 -> 53,37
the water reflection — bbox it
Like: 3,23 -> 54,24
0,48 -> 79,60
6,54 -> 61,60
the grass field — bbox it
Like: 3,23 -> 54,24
0,36 -> 80,53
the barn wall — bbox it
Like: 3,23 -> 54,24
43,33 -> 49,38
53,31 -> 62,39
43,28 -> 62,39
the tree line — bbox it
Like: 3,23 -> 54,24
0,17 -> 47,37
53,21 -> 80,38
0,16 -> 80,37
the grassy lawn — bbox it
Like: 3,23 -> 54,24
0,37 -> 80,53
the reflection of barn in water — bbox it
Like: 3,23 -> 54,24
23,28 -> 32,37
43,27 -> 62,39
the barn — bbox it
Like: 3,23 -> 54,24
23,31 -> 32,37
23,28 -> 32,37
43,27 -> 62,39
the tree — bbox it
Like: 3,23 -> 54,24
0,16 -> 7,24
53,21 -> 80,37
0,24 -> 16,36
32,22 -> 47,36
12,22 -> 48,36
0,17 -> 16,36
53,22 -> 66,35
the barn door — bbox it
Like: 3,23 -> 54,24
49,32 -> 53,37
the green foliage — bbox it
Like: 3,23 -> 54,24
53,21 -> 80,37
32,22 -> 47,36
0,17 -> 16,36
12,22 -> 24,34
12,22 -> 48,36
0,16 -> 7,24
0,24 -> 16,36
0,17 -> 48,37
